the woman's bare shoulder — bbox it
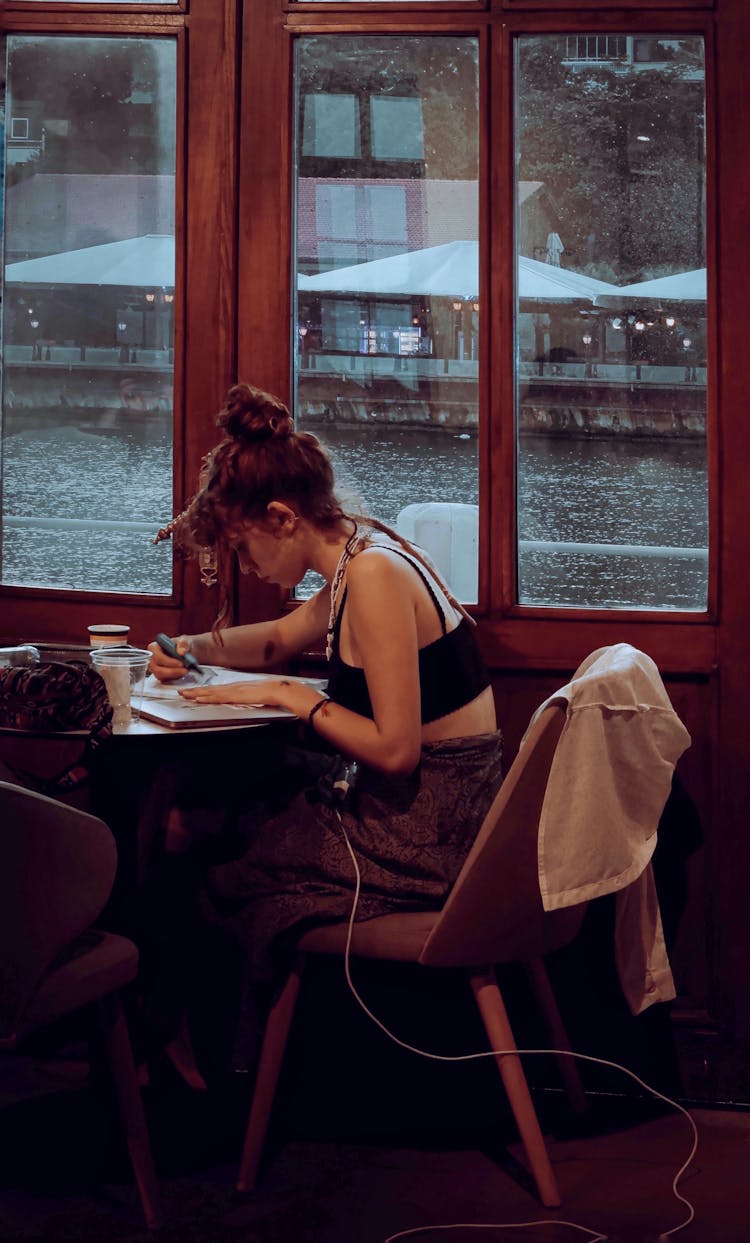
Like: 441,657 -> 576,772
346,542 -> 415,589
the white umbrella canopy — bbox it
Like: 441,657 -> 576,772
519,254 -> 616,303
298,240 -> 480,298
298,240 -> 617,305
598,268 -> 707,306
5,234 -> 175,287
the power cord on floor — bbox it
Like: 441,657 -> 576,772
386,1223 -> 607,1242
333,809 -> 697,1243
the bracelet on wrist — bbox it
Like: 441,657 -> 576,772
308,696 -> 329,728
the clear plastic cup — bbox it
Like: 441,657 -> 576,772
90,646 -> 151,732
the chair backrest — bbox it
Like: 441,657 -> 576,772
0,780 -> 117,1034
419,704 -> 585,968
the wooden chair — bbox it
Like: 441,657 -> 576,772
0,779 -> 162,1229
237,704 -> 587,1208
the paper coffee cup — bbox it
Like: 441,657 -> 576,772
88,624 -> 130,648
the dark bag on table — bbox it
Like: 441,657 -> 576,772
0,660 -> 113,793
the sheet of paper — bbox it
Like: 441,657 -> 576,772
138,667 -> 327,730
142,667 -> 326,705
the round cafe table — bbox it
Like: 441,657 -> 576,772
0,712 -> 298,893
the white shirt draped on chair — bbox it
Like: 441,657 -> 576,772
525,643 -> 692,1014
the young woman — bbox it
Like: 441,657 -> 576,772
150,383 -> 503,990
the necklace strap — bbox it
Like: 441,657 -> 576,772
325,527 -> 364,661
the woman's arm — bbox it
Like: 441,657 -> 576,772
327,548 -> 423,772
249,549 -> 423,773
178,549 -> 424,775
148,587 -> 329,680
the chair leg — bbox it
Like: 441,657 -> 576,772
236,955 -> 305,1193
97,992 -> 162,1230
469,966 -> 561,1209
525,957 -> 588,1115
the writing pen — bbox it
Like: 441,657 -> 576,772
154,632 -> 204,674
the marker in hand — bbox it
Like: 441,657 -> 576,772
154,632 -> 203,674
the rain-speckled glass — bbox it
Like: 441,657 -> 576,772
515,34 -> 708,610
1,35 -> 177,595
294,35 -> 480,603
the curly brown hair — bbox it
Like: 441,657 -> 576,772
182,383 -> 349,549
154,382 -> 465,634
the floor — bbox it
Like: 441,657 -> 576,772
0,1001 -> 748,1243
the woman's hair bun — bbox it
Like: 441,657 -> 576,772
218,383 -> 293,442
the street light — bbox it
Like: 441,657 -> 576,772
452,301 -> 464,359
581,331 -> 597,377
682,335 -> 696,381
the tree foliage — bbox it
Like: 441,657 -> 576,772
7,36 -> 176,183
517,37 -> 705,281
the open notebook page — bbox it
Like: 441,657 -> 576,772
139,667 -> 327,729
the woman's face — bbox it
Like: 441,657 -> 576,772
227,508 -> 305,588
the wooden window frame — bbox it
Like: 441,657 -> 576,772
0,0 -> 239,649
0,0 -> 722,677
238,1 -> 718,676
8,0 -> 750,1081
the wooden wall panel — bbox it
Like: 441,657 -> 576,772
713,0 -> 750,1075
4,0 -> 750,1102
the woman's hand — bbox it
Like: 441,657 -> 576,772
179,679 -> 269,706
147,635 -> 194,682
179,677 -> 320,717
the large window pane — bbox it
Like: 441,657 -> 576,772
1,35 -> 177,595
515,35 -> 708,610
295,36 -> 479,602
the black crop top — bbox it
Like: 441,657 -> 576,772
325,546 -> 491,724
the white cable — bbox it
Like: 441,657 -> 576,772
385,1222 -> 607,1242
333,808 -> 698,1243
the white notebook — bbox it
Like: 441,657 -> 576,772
138,667 -> 327,730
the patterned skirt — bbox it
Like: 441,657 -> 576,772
207,730 -> 504,984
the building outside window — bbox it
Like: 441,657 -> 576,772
0,8 -> 708,616
292,31 -> 706,612
295,35 -> 480,604
514,34 -> 706,610
0,35 -> 176,596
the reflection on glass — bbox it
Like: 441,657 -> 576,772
295,36 -> 479,602
370,97 -> 425,161
303,94 -> 361,159
515,34 -> 708,610
1,36 -> 177,595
